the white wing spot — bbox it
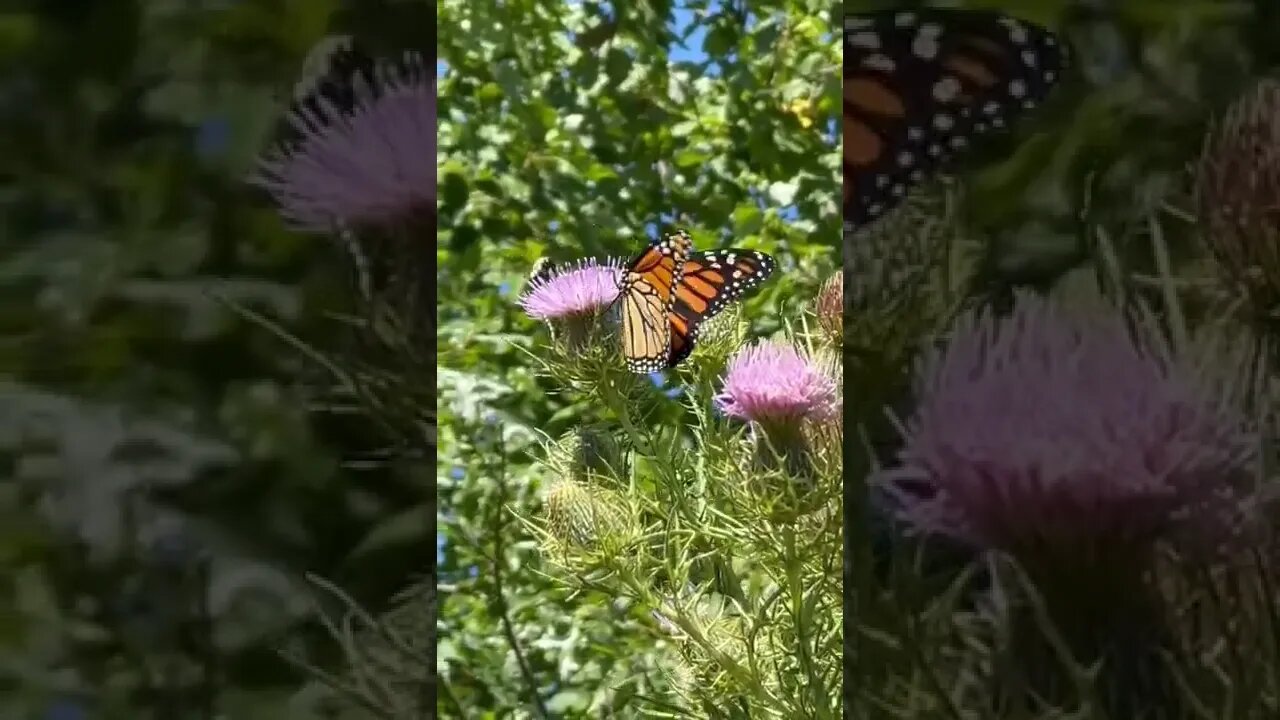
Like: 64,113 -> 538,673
850,32 -> 881,50
863,54 -> 896,73
933,77 -> 961,102
1009,79 -> 1028,98
912,35 -> 939,60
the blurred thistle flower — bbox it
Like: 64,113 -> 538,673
717,340 -> 837,480
1195,79 -> 1280,321
881,291 -> 1257,713
882,291 -> 1255,558
253,44 -> 435,233
814,271 -> 843,346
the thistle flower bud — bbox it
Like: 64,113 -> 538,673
844,191 -> 951,364
814,272 -> 843,347
549,425 -> 627,482
1195,79 -> 1280,321
543,480 -> 635,554
677,303 -> 747,376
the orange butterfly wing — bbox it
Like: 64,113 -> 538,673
668,249 -> 774,367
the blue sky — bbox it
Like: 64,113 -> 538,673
669,4 -> 710,65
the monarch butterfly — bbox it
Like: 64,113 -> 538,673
844,9 -> 1068,230
619,231 -> 776,372
620,230 -> 694,373
667,249 -> 775,367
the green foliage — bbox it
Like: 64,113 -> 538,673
1,1 -> 434,718
438,0 -> 838,716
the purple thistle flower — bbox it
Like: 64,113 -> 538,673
519,258 -> 622,321
253,50 -> 435,232
716,341 -> 836,425
880,292 -> 1256,557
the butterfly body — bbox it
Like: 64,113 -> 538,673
844,10 -> 1068,230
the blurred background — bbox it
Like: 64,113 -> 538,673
1,1 -> 433,717
8,0 -> 1280,716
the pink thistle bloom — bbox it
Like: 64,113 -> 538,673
880,292 -> 1256,557
519,259 -> 622,321
253,50 -> 435,232
716,341 -> 837,425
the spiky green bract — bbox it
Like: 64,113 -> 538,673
675,303 -> 750,386
287,575 -> 433,719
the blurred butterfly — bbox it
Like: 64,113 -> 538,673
844,9 -> 1069,230
619,231 -> 775,372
